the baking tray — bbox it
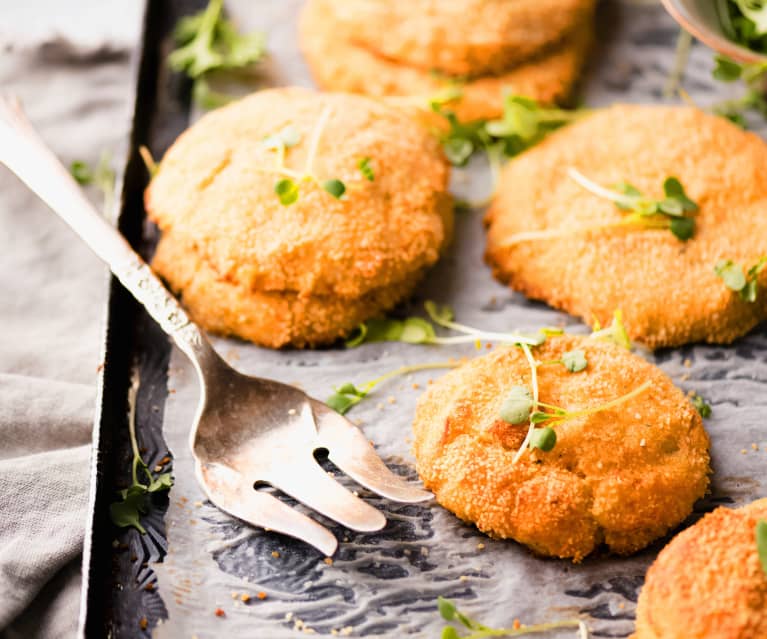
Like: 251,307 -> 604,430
80,1 -> 767,637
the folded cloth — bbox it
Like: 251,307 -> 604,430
0,12 -> 138,636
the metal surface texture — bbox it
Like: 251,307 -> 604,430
82,1 -> 767,638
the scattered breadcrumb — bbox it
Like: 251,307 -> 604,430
271,551 -> 280,558
214,608 -> 225,617
139,617 -> 148,630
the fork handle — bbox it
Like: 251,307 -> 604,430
0,95 -> 221,372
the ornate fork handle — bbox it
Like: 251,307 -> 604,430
0,95 -> 218,373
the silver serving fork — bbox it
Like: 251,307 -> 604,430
0,95 -> 430,556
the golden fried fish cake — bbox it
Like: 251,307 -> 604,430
146,87 -> 452,300
322,0 -> 596,77
152,232 -> 425,349
299,0 -> 592,122
412,335 -> 710,561
632,499 -> 767,639
486,105 -> 767,349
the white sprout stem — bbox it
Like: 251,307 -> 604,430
512,343 -> 539,464
567,167 -> 627,204
558,380 -> 652,420
362,360 -> 459,391
431,332 -> 543,346
304,104 -> 332,176
252,166 -> 304,181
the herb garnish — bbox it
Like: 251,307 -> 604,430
70,151 -> 116,217
256,106 -> 354,206
757,519 -> 767,577
433,94 -> 582,169
690,393 -> 712,418
590,310 -> 632,351
327,361 -> 460,415
714,256 -> 767,302
169,0 -> 266,109
358,156 -> 375,182
109,376 -> 173,533
437,596 -> 590,639
568,169 -> 699,241
346,301 -> 547,348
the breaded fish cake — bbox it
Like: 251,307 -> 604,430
152,232 -> 424,349
146,87 -> 452,300
486,105 -> 767,349
632,499 -> 767,639
322,0 -> 596,77
412,335 -> 710,561
299,0 -> 592,122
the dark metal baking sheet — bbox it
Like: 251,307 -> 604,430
81,1 -> 767,637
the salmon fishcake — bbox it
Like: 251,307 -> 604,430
412,335 -> 710,561
486,105 -> 767,349
321,0 -> 596,77
152,232 -> 424,349
145,87 -> 452,347
632,499 -> 767,639
299,0 -> 592,122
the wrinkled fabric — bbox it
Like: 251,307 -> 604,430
0,3 -> 141,635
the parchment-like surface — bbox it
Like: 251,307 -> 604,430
152,2 -> 767,637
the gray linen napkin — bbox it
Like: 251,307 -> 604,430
0,6 -> 140,633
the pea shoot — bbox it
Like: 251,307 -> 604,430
327,361 -> 460,415
345,301 -> 548,348
714,256 -> 767,302
109,376 -> 173,533
567,168 -> 699,241
757,519 -> 767,577
169,0 -> 267,109
437,596 -> 590,639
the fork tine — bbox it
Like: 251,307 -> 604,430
198,462 -> 338,556
267,455 -> 387,533
310,400 -> 433,504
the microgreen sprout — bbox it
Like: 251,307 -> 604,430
358,156 -> 375,181
437,596 -> 590,639
169,0 -> 266,109
690,393 -> 712,418
109,375 -> 173,533
537,349 -> 588,373
70,151 -> 116,218
254,106 -> 361,206
326,361 -> 460,415
590,310 -> 632,350
433,94 -> 583,170
138,145 -> 159,178
714,256 -> 767,302
757,519 -> 767,577
345,301 -> 547,348
568,168 -> 699,241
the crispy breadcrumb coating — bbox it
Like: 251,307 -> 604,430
486,105 -> 767,349
321,0 -> 596,77
412,335 -> 710,561
632,499 -> 767,639
299,0 -> 592,122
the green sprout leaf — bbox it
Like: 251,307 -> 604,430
690,393 -> 712,418
326,383 -> 368,415
70,160 -> 93,185
275,178 -> 299,206
169,0 -> 266,109
715,256 -> 767,302
424,300 -> 454,324
757,519 -> 767,576
499,386 -> 533,425
437,597 -> 456,621
713,55 -> 744,82
570,168 -> 699,241
147,472 -> 174,493
400,318 -> 436,344
358,156 -> 375,181
591,309 -> 632,350
70,152 -> 116,217
561,349 -> 588,373
262,125 -> 302,150
109,487 -> 147,534
529,426 -> 557,452
322,179 -> 346,199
